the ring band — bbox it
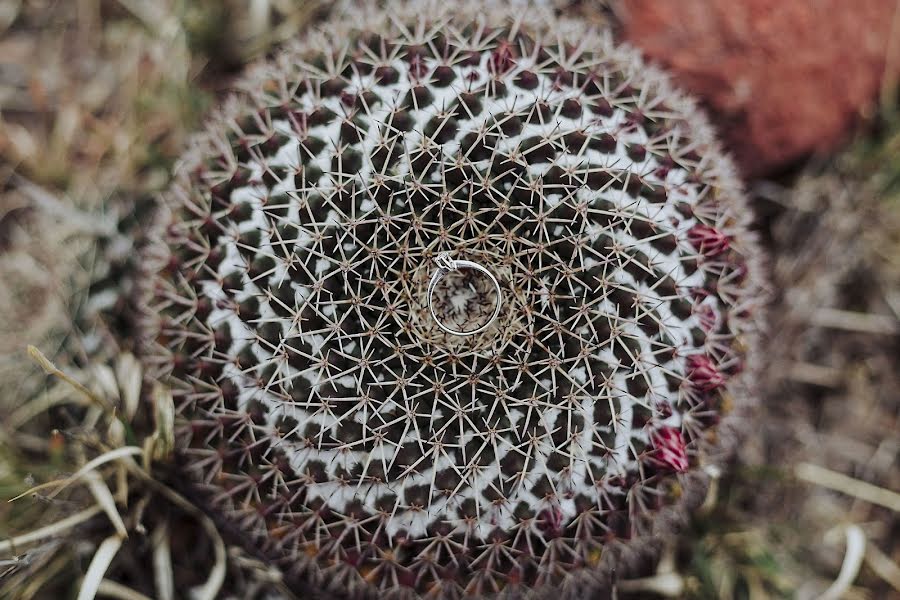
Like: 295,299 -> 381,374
427,253 -> 502,337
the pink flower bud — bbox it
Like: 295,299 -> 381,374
687,223 -> 729,256
686,354 -> 725,391
650,427 -> 689,472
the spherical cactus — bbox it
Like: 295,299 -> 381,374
142,3 -> 765,598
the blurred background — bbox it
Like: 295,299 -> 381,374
0,1 -> 898,598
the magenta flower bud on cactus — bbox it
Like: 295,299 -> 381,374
687,223 -> 731,256
140,2 -> 766,597
650,426 -> 690,473
686,354 -> 727,391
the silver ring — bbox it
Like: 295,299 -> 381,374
427,252 -> 502,337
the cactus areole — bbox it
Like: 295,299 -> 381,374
145,5 -> 764,598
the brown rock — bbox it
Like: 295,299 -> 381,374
619,0 -> 898,178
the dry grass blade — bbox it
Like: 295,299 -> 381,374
0,505 -> 102,554
115,354 -> 142,423
810,308 -> 900,334
85,472 -> 127,539
820,525 -> 866,600
9,551 -> 72,600
865,542 -> 900,592
151,521 -> 174,600
52,447 -> 142,500
617,543 -> 684,596
616,573 -> 685,597
8,446 -> 143,503
796,462 -> 900,511
27,345 -> 108,410
787,362 -> 842,387
77,535 -> 125,600
112,0 -> 171,34
95,579 -> 154,600
3,382 -> 90,432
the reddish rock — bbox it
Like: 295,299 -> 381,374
620,0 -> 898,178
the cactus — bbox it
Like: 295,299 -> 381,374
142,3 -> 765,598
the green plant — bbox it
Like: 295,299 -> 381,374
142,4 -> 765,597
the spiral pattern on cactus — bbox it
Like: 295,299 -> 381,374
144,5 -> 765,598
